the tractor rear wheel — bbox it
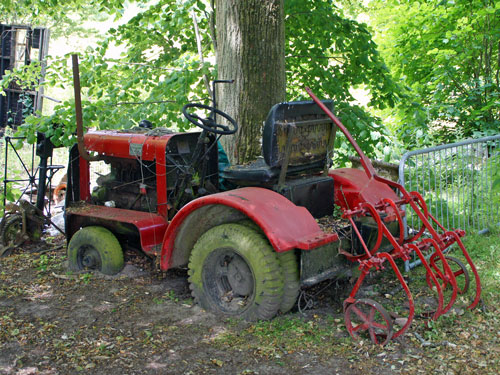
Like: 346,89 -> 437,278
278,251 -> 300,314
68,226 -> 124,275
188,223 -> 284,321
237,219 -> 300,314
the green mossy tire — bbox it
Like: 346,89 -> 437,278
239,219 -> 300,314
277,251 -> 300,314
68,226 -> 124,275
188,223 -> 284,321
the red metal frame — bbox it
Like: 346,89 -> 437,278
84,130 -> 171,217
66,204 -> 167,254
71,131 -> 340,270
307,87 -> 482,345
69,130 -> 176,252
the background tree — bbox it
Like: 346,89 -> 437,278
285,0 -> 402,160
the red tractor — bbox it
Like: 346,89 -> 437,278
66,58 -> 481,345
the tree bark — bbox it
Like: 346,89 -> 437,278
215,0 -> 285,164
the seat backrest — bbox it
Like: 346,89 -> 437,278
262,100 -> 334,170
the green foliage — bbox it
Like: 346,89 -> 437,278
0,0 -> 127,38
462,229 -> 500,296
9,0 -> 402,162
368,0 -> 500,147
0,63 -> 43,93
286,0 -> 403,160
36,254 -> 49,272
16,0 -> 211,147
0,64 -> 40,132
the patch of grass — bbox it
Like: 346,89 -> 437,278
164,290 -> 179,302
215,315 -> 346,359
32,253 -> 63,275
79,273 -> 92,285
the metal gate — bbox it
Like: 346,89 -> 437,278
399,135 -> 500,269
1,134 -> 64,217
0,24 -> 50,129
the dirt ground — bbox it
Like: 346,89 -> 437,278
1,236 -> 498,375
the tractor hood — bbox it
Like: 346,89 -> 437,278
83,129 -> 184,161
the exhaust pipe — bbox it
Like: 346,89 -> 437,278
72,54 -> 100,162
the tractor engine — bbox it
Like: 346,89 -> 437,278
90,156 -> 157,213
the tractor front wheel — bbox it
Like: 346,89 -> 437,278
188,223 -> 284,321
68,226 -> 124,275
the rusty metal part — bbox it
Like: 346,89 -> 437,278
66,203 -> 167,255
300,242 -> 351,287
72,54 -> 101,162
0,213 -> 25,256
349,156 -> 398,181
0,200 -> 65,256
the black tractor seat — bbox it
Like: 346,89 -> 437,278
220,100 -> 337,218
221,157 -> 326,186
220,100 -> 335,186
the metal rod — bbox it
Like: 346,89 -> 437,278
438,149 -> 443,227
461,144 -> 465,230
72,54 -> 100,162
3,136 -> 8,215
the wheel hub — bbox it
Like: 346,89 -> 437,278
82,255 -> 96,268
77,245 -> 102,270
227,256 -> 253,296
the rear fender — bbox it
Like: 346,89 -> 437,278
160,187 -> 338,270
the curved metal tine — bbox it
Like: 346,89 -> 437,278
445,231 -> 482,310
381,198 -> 405,245
376,252 -> 415,339
407,243 -> 444,320
404,191 -> 429,243
422,238 -> 458,314
360,202 -> 384,253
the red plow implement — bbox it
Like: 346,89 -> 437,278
307,88 -> 482,345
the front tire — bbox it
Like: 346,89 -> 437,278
188,223 -> 284,320
68,226 -> 124,275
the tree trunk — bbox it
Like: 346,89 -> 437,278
215,0 -> 285,164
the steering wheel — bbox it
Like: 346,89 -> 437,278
182,103 -> 238,135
